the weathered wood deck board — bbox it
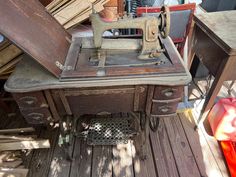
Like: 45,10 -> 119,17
47,135 -> 73,177
92,145 -> 112,177
150,119 -> 179,177
70,138 -> 93,177
198,122 -> 230,176
133,138 -> 157,177
21,129 -> 41,170
27,128 -> 59,177
179,111 -> 230,177
2,110 -> 229,177
113,142 -> 134,177
164,116 -> 202,177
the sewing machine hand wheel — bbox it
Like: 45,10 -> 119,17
159,6 -> 170,38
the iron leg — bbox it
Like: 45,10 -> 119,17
132,112 -> 148,160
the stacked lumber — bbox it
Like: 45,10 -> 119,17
0,127 -> 50,177
0,37 -> 22,79
0,151 -> 28,177
0,127 -> 50,151
46,0 -> 110,29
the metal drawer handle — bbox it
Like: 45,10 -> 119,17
164,90 -> 174,97
27,113 -> 43,120
19,96 -> 37,105
162,88 -> 177,97
159,106 -> 171,113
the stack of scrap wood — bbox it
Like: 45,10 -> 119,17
0,151 -> 28,177
0,127 -> 50,177
0,37 -> 22,79
0,127 -> 50,151
46,0 -> 110,29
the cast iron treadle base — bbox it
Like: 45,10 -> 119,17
87,117 -> 135,145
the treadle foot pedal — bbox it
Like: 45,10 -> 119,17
87,117 -> 137,145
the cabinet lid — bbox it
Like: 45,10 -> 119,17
0,0 -> 71,78
194,11 -> 236,55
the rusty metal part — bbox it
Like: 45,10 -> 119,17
90,6 -> 170,60
149,116 -> 160,132
0,0 -> 71,78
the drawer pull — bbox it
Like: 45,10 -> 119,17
27,113 -> 43,120
19,96 -> 37,105
159,106 -> 171,113
164,90 -> 174,97
162,88 -> 176,97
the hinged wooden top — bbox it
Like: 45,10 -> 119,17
4,37 -> 192,93
194,11 -> 236,55
0,0 -> 71,78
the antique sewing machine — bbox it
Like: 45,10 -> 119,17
0,1 -> 191,158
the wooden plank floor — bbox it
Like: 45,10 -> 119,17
0,108 -> 230,177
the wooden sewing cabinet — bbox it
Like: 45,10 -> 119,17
0,0 -> 191,158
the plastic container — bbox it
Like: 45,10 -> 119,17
208,98 -> 236,141
220,141 -> 236,177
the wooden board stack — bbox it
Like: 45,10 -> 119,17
0,38 -> 22,79
0,127 -> 50,177
46,0 -> 110,29
0,127 -> 50,151
0,151 -> 29,177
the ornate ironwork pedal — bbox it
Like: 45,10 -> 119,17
87,117 -> 137,145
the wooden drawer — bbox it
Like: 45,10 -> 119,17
151,101 -> 179,116
153,86 -> 182,100
12,92 -> 48,109
20,108 -> 52,124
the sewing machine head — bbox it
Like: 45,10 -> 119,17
90,6 -> 170,60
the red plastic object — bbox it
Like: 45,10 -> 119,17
220,141 -> 236,177
208,98 -> 236,141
